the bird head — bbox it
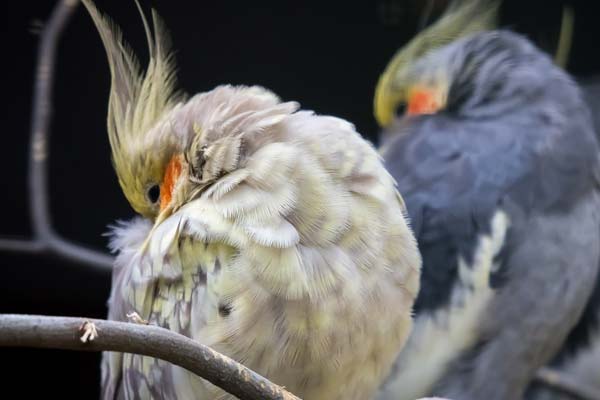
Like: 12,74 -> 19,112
82,0 -> 187,221
83,0 -> 295,234
373,0 -> 499,126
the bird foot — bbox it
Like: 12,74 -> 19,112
79,321 -> 98,343
126,311 -> 149,325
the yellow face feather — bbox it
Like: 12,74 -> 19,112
81,0 -> 184,218
374,0 -> 499,127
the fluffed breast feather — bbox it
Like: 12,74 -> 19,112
104,85 -> 421,400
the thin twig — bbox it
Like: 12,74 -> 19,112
0,0 -> 113,271
535,367 -> 600,400
0,314 -> 301,400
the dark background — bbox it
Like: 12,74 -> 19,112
1,0 -> 598,397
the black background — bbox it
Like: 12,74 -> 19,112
1,0 -> 598,397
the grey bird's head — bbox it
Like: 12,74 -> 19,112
374,0 -> 500,126
376,28 -> 584,151
374,0 -> 580,131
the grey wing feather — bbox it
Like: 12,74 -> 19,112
101,218 -> 219,400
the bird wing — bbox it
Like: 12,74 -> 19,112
384,114 -> 527,314
102,113 -> 421,400
379,105 -> 600,398
537,76 -> 600,374
103,175 -> 285,399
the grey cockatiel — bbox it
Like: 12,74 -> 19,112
81,1 -> 421,399
373,1 -> 600,399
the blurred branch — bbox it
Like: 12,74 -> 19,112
535,367 -> 600,400
0,314 -> 301,400
0,0 -> 113,271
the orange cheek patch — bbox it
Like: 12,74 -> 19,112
407,89 -> 442,115
160,155 -> 182,211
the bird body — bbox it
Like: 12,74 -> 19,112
373,3 -> 600,398
526,78 -> 600,400
104,87 -> 420,399
82,2 -> 421,399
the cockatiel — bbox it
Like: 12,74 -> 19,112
373,1 -> 600,399
81,1 -> 421,399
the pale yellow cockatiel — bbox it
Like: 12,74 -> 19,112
81,1 -> 422,399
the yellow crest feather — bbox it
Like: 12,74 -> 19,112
81,1 -> 181,167
81,0 -> 184,216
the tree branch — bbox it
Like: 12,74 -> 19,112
0,0 -> 113,271
0,314 -> 301,400
535,367 -> 600,400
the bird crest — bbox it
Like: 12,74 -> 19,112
82,0 -> 183,190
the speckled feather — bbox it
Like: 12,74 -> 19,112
102,86 -> 420,400
82,2 -> 421,398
